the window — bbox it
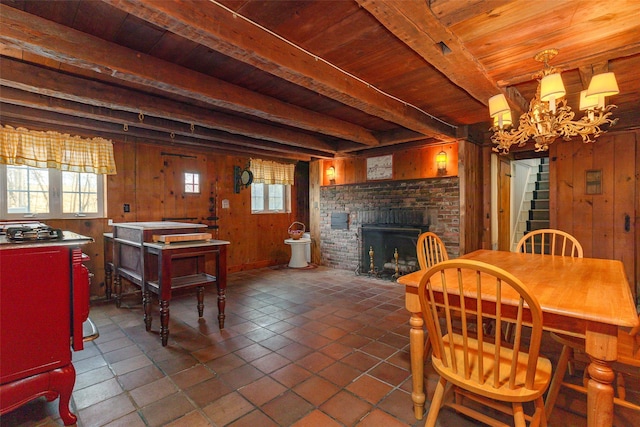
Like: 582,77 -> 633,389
184,172 -> 200,193
251,183 -> 290,213
1,165 -> 105,219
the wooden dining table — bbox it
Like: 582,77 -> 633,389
397,249 -> 639,427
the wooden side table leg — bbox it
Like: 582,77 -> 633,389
160,299 -> 169,346
114,275 -> 122,308
410,312 -> 426,420
143,290 -> 152,331
197,286 -> 204,317
586,357 -> 615,427
217,285 -> 226,329
105,262 -> 113,300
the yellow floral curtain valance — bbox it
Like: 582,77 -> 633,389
0,125 -> 117,175
250,158 -> 295,185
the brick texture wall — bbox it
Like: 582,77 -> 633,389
319,177 -> 460,271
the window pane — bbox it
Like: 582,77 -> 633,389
268,184 -> 284,210
251,183 -> 264,211
62,172 -> 98,213
184,172 -> 200,193
6,166 -> 49,214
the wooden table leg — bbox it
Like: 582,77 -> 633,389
143,289 -> 152,331
160,300 -> 169,346
197,286 -> 204,317
410,311 -> 426,420
586,358 -> 615,427
114,275 -> 122,308
585,323 -> 617,427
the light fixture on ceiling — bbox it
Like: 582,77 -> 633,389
489,49 -> 619,154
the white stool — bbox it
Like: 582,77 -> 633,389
284,238 -> 311,268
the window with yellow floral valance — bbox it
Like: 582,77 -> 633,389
249,158 -> 295,185
0,125 -> 117,175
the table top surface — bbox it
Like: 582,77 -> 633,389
397,249 -> 638,329
111,221 -> 206,230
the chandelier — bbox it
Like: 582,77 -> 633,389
489,49 -> 619,154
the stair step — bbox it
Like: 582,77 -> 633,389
535,181 -> 549,191
527,219 -> 550,231
537,171 -> 549,181
529,209 -> 550,220
533,189 -> 549,199
531,199 -> 549,210
539,163 -> 549,173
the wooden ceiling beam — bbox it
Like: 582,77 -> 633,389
0,87 -> 335,159
0,4 -> 379,147
355,0 -> 507,108
103,0 -> 456,141
0,103 -> 317,161
497,45 -> 640,87
0,58 -> 336,154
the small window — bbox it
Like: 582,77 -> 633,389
184,172 -> 200,194
1,165 -> 105,219
251,183 -> 290,213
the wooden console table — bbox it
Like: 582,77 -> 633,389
110,222 -> 229,346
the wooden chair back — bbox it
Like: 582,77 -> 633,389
516,228 -> 583,257
416,232 -> 449,270
418,259 -> 545,396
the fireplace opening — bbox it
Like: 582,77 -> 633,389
360,225 -> 428,278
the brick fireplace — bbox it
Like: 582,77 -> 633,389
319,177 -> 460,275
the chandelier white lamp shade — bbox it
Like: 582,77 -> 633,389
489,49 -> 619,154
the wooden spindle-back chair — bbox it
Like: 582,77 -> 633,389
416,232 -> 449,270
418,259 -> 552,427
516,229 -> 583,257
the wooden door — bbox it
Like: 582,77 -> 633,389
498,157 -> 511,251
550,133 -> 638,302
161,152 -> 207,222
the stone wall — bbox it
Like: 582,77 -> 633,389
319,177 -> 460,271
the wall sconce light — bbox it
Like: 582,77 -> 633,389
326,166 -> 335,184
436,151 -> 447,173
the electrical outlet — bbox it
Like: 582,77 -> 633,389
123,203 -> 130,213
108,219 -> 113,225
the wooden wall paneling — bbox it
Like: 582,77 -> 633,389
458,139 -> 484,254
321,143 -> 460,187
572,142 -> 594,256
550,141 -> 576,238
636,130 -> 640,304
135,143 -> 164,221
106,138 -> 137,222
295,162 -> 310,229
591,137 -> 615,259
309,159 -> 321,265
481,145 -> 493,249
611,133 -> 637,302
161,153 -> 178,220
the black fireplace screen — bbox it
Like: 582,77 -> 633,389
360,225 -> 427,276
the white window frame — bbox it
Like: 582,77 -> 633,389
251,183 -> 291,214
0,164 -> 105,219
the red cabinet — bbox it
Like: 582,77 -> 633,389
0,237 -> 92,425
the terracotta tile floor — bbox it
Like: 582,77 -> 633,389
2,265 -> 638,426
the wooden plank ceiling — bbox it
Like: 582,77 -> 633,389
1,0 -> 639,160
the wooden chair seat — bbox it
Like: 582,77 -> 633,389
434,334 -> 552,402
